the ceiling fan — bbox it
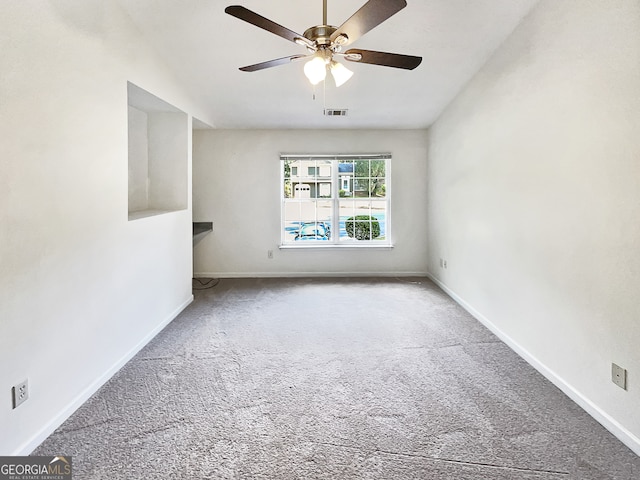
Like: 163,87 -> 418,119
225,0 -> 422,87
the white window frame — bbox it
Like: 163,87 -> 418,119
280,154 -> 392,248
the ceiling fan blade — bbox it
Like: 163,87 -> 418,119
225,6 -> 313,47
344,49 -> 422,70
239,55 -> 309,72
330,0 -> 407,46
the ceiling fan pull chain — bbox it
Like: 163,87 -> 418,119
323,75 -> 327,111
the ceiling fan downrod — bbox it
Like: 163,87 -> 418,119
303,0 -> 348,50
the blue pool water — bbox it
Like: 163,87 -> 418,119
285,214 -> 386,241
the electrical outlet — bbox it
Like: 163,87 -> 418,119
12,379 -> 29,409
612,363 -> 627,390
267,250 -> 274,259
443,260 -> 448,269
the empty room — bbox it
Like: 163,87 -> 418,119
1,0 -> 639,478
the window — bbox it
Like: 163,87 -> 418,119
281,154 -> 391,246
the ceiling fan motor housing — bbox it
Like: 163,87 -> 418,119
303,25 -> 337,47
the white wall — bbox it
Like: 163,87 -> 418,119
147,112 -> 189,212
128,106 -> 150,212
193,130 -> 428,277
427,0 -> 640,454
0,1 -> 211,454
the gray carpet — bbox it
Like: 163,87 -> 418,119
34,277 -> 640,479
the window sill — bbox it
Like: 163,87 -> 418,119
279,244 -> 394,250
128,208 -> 185,221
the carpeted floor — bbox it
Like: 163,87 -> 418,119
34,277 -> 639,479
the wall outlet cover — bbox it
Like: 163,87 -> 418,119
12,379 -> 29,409
612,363 -> 627,390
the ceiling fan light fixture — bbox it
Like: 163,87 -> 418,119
304,56 -> 327,85
334,33 -> 349,45
330,60 -> 353,87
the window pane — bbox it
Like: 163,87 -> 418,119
370,160 -> 385,178
338,161 -> 354,199
338,199 -> 356,216
283,200 -> 335,243
283,161 -> 293,198
371,200 -> 386,240
371,178 -> 386,198
354,178 -> 370,197
283,201 -> 303,242
344,217 -> 381,241
318,161 -> 331,178
338,200 -> 354,240
338,161 -> 354,172
354,199 -> 371,215
318,182 -> 331,198
356,220 -> 373,241
293,182 -> 311,198
354,160 -> 369,178
316,200 -> 332,238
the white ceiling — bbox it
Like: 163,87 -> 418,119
118,0 -> 539,129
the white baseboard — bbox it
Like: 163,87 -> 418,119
193,271 -> 427,278
14,295 -> 194,456
426,273 -> 640,457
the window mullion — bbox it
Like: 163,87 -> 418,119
332,158 -> 339,244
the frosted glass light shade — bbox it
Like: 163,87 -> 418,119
304,56 -> 327,85
330,61 -> 354,87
